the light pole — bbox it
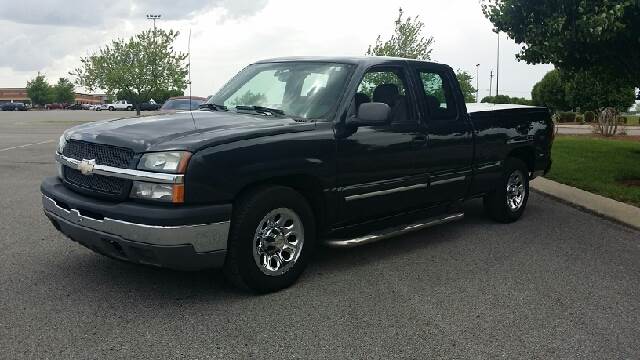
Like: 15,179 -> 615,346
146,14 -> 161,30
475,64 -> 480,103
496,31 -> 500,96
489,70 -> 494,101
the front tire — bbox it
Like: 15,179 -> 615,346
108,106 -> 114,111
484,158 -> 530,223
224,186 -> 315,293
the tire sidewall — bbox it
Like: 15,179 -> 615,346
501,159 -> 530,221
227,186 -> 316,293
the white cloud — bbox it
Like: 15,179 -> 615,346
0,0 -> 553,99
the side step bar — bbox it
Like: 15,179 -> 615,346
324,213 -> 465,248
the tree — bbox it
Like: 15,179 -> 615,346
229,90 -> 267,107
26,73 -> 53,106
455,70 -> 477,103
481,0 -> 640,89
531,70 -> 569,112
73,28 -> 188,115
51,78 -> 75,104
564,70 -> 636,113
366,8 -> 434,60
481,95 -> 532,105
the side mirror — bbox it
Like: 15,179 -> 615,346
348,102 -> 391,127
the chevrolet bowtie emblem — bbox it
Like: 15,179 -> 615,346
78,159 -> 96,175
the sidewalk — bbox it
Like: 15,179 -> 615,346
531,177 -> 640,231
556,124 -> 640,136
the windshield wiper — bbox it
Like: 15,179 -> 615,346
199,103 -> 228,111
235,105 -> 285,116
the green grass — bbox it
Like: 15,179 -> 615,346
546,136 -> 640,207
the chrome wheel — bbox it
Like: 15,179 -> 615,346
253,208 -> 304,276
506,170 -> 526,211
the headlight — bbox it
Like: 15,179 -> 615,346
138,151 -> 191,173
57,134 -> 67,153
130,181 -> 184,203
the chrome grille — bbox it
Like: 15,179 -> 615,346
62,140 -> 134,168
64,167 -> 128,196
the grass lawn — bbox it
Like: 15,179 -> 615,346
546,136 -> 640,207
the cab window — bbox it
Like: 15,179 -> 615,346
417,71 -> 457,120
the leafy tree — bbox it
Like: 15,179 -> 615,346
52,78 -> 75,104
117,88 -> 184,104
229,90 -> 267,107
26,73 -> 53,106
531,70 -> 569,112
481,0 -> 640,89
564,70 -> 636,112
366,7 -> 434,60
455,70 -> 477,103
73,28 -> 189,115
481,95 -> 532,105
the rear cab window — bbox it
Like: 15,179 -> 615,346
416,69 -> 458,121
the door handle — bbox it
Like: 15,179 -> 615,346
413,135 -> 427,144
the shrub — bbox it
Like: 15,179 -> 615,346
618,116 -> 628,125
576,115 -> 585,124
584,111 -> 596,123
557,112 -> 577,123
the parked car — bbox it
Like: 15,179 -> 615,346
65,103 -> 84,110
160,96 -> 206,112
1,102 -> 27,111
139,101 -> 162,111
45,103 -> 65,110
81,104 -> 93,110
102,100 -> 133,111
41,57 -> 554,293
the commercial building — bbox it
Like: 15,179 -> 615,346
0,88 -> 106,105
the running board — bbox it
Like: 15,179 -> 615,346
324,213 -> 465,248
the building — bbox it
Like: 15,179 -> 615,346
0,88 -> 105,105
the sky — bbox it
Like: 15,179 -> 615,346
0,0 -> 554,100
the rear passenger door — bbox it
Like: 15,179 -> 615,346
335,64 -> 427,225
412,66 -> 474,204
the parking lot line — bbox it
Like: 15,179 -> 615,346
0,139 -> 53,152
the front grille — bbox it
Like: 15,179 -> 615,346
64,167 -> 128,196
62,140 -> 134,168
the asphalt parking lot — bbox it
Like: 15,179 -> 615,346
1,111 -> 639,359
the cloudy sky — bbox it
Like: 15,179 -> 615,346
0,0 -> 553,100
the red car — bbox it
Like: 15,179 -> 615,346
45,103 -> 66,110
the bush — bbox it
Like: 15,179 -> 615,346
576,115 -> 585,124
557,112 -> 577,123
584,111 -> 596,123
618,116 -> 628,125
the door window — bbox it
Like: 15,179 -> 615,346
418,71 -> 457,120
353,68 -> 412,124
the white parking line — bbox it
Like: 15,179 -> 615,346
0,139 -> 54,152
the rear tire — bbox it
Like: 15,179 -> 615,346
483,158 -> 530,223
108,106 -> 114,111
223,186 -> 316,293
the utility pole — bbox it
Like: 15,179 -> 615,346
475,64 -> 480,103
496,31 -> 500,96
489,70 -> 494,100
146,14 -> 161,30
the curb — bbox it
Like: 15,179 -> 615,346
530,177 -> 640,231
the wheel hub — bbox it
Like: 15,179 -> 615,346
253,208 -> 304,276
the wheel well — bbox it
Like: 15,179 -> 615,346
236,175 -> 327,233
507,147 -> 535,172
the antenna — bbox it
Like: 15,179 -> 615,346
188,28 -> 192,112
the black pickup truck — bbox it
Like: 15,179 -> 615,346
41,56 -> 553,293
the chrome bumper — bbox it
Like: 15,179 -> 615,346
43,195 -> 230,253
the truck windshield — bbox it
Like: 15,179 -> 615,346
210,62 -> 354,120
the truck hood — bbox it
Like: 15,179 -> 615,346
65,111 -> 317,153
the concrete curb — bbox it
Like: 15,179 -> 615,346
530,177 -> 640,231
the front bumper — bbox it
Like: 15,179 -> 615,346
41,177 -> 232,271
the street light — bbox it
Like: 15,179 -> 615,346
146,14 -> 161,29
475,64 -> 480,103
